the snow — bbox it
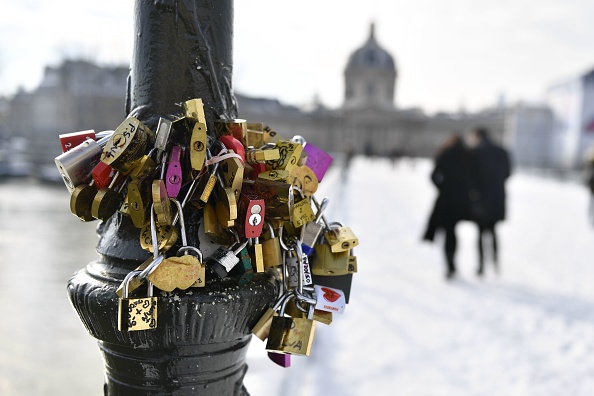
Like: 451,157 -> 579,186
245,157 -> 594,396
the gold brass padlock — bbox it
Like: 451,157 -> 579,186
118,271 -> 158,332
189,122 -> 207,172
126,178 -> 150,228
291,197 -> 315,228
101,117 -> 151,173
289,165 -> 318,197
183,98 -> 207,123
324,226 -> 359,253
69,180 -> 98,222
263,125 -> 282,144
250,238 -> 265,273
266,297 -> 316,356
311,243 -> 351,276
242,179 -> 293,221
261,223 -> 283,269
266,140 -> 302,173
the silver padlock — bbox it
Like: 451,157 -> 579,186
301,197 -> 330,255
206,240 -> 249,279
55,134 -> 112,193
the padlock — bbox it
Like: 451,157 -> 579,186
252,292 -> 291,341
126,177 -> 151,228
55,134 -> 111,193
139,219 -> 178,253
59,130 -> 97,153
183,98 -> 207,123
91,172 -> 126,221
289,165 -> 318,197
303,142 -> 333,182
268,352 -> 291,368
266,296 -> 316,356
69,180 -> 98,221
91,161 -> 116,190
189,122 -> 208,173
165,145 -> 183,198
249,238 -> 265,273
257,169 -> 289,183
129,155 -> 157,179
214,119 -> 247,142
311,243 -> 350,276
229,246 -> 255,286
148,200 -> 205,291
262,223 -> 283,269
115,254 -> 165,298
246,147 -> 280,164
101,117 -> 151,173
154,117 -> 173,157
265,139 -> 302,173
118,271 -> 158,332
215,183 -> 237,228
217,148 -> 244,201
202,203 -> 227,244
246,122 -> 264,148
263,125 -> 282,144
236,189 -> 265,238
291,192 -> 315,228
295,239 -> 313,286
206,240 -> 248,279
301,197 -> 330,256
324,225 -> 359,253
242,179 -> 294,221
219,135 -> 246,163
152,179 -> 173,226
248,162 -> 267,180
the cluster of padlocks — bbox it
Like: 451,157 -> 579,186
54,98 -> 358,367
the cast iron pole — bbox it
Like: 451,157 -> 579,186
68,1 -> 278,394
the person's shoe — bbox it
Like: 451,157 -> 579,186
445,269 -> 456,280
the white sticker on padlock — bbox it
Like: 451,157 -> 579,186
302,255 -> 313,286
314,284 -> 345,314
286,256 -> 299,288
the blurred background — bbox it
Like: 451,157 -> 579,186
1,0 -> 594,395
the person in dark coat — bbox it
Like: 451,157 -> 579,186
424,134 -> 472,279
467,127 -> 511,276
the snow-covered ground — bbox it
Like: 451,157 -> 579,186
245,157 -> 594,396
1,156 -> 593,395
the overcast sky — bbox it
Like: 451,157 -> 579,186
0,0 -> 593,114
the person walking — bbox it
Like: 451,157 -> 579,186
424,134 -> 472,279
467,127 -> 511,276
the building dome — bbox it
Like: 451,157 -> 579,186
346,24 -> 396,73
343,23 -> 397,111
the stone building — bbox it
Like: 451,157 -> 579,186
6,60 -> 128,176
237,24 -> 505,159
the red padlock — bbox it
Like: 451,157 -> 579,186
219,135 -> 245,163
237,190 -> 265,238
249,163 -> 267,180
91,161 -> 116,190
59,130 -> 96,153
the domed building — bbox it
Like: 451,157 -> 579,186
344,23 -> 397,111
236,23 -> 504,158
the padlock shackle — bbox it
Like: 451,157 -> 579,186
122,270 -> 143,298
150,204 -> 159,259
171,199 -> 188,247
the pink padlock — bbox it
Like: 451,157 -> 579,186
267,352 -> 290,368
303,143 -> 333,182
165,145 -> 183,198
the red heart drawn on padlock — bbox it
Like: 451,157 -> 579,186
321,287 -> 341,303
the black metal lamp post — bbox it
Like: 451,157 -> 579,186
68,1 -> 278,394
